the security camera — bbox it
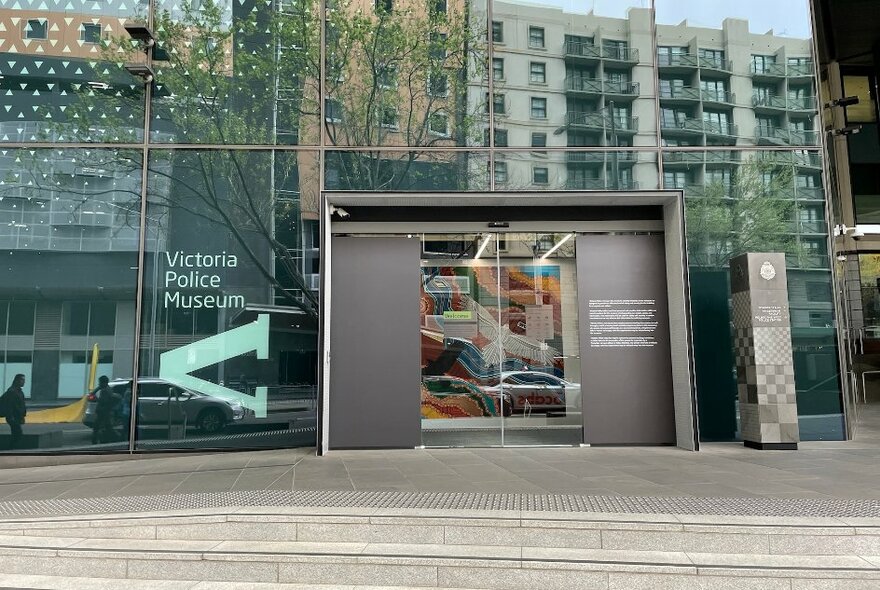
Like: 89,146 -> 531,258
329,205 -> 350,218
852,227 -> 866,240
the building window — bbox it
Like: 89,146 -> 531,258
483,129 -> 508,146
657,46 -> 687,66
492,21 -> 503,43
325,98 -> 343,122
379,105 -> 398,128
533,167 -> 549,184
375,0 -> 392,12
664,171 -> 687,189
530,97 -> 547,119
809,311 -> 833,328
429,32 -> 447,60
428,73 -> 448,97
25,19 -> 48,40
495,161 -> 508,184
80,23 -> 101,44
529,62 -> 546,84
377,65 -> 397,88
602,40 -> 628,60
528,26 -> 545,48
492,58 -> 504,81
751,54 -> 775,73
430,0 -> 446,14
806,281 -> 833,302
485,92 -> 505,114
531,132 -> 547,147
429,112 -> 449,136
699,48 -> 725,68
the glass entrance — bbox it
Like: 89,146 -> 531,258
419,232 -> 583,447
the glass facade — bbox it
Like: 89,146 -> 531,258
0,0 -> 843,452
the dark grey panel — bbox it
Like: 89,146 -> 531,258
329,237 -> 421,449
577,234 -> 676,445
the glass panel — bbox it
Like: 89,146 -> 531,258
493,150 -> 658,191
0,0 -> 148,143
655,0 -> 818,148
0,148 -> 142,452
324,0 -> 486,147
137,149 -> 320,449
150,0 -> 321,145
850,254 -> 880,436
492,0 -> 655,147
325,150 -> 489,191
420,233 -> 503,447
667,148 -> 844,441
497,232 -> 582,446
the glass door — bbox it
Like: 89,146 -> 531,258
419,232 -> 584,447
420,233 -> 504,447
497,233 -> 583,446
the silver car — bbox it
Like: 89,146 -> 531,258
485,371 -> 581,414
83,378 -> 246,434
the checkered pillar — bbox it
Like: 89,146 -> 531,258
729,253 -> 799,450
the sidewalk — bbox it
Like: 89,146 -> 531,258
0,440 -> 876,512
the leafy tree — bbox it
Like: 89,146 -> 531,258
685,155 -> 803,268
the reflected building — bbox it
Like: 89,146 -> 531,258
0,0 -> 852,453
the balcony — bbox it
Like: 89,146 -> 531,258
602,45 -> 639,66
755,151 -> 822,168
663,151 -> 705,166
701,89 -> 736,105
752,94 -> 788,112
755,126 -> 819,146
795,185 -> 824,201
797,220 -> 827,234
564,39 -> 601,63
566,151 -> 639,166
566,177 -> 639,190
565,77 -> 603,97
657,53 -> 699,70
661,118 -> 708,135
564,78 -> 640,100
703,120 -> 737,139
704,150 -> 740,165
603,80 -> 640,100
787,96 -> 818,113
659,86 -> 701,104
698,56 -> 733,74
787,253 -> 830,270
566,112 -> 639,134
786,62 -> 814,79
750,63 -> 787,79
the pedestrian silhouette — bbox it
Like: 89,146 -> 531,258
0,374 -> 27,450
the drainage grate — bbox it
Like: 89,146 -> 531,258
0,489 -> 878,519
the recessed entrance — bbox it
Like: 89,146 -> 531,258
320,192 -> 697,452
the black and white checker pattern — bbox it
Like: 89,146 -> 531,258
755,364 -> 796,405
753,326 -> 794,365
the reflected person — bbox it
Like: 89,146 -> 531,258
92,376 -> 120,444
1,375 -> 27,450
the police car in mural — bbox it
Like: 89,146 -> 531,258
484,371 -> 581,414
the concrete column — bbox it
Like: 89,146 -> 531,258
730,252 -> 799,450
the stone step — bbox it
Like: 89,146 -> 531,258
2,508 -> 880,556
0,531 -> 878,589
0,576 -> 487,590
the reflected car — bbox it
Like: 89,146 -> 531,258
83,378 -> 246,434
421,376 -> 513,418
485,371 -> 581,414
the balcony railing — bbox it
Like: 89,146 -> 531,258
565,77 -> 603,94
753,95 -> 817,111
703,120 -> 737,137
659,86 -> 701,101
704,150 -> 740,164
657,53 -> 699,67
786,62 -> 814,77
564,40 -> 600,60
566,151 -> 639,164
663,151 -> 705,164
750,63 -> 787,77
565,178 -> 639,190
787,253 -> 830,270
602,45 -> 639,63
755,151 -> 822,168
698,56 -> 733,72
701,89 -> 736,104
566,112 -> 639,132
797,220 -> 827,234
755,126 -> 819,146
565,78 -> 639,96
796,185 -> 824,200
